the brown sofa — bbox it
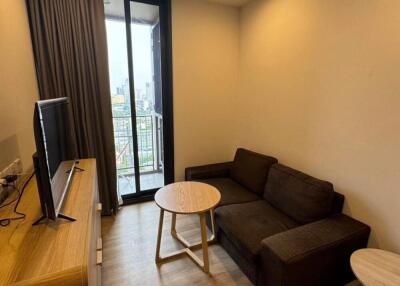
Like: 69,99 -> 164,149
185,148 -> 370,286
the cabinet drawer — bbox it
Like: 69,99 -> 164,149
96,250 -> 103,266
97,237 -> 102,250
97,264 -> 102,286
88,179 -> 102,286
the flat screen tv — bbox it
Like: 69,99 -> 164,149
32,98 -> 78,225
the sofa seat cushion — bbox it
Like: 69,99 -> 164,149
230,148 -> 278,195
215,200 -> 299,263
198,178 -> 260,207
264,164 -> 335,225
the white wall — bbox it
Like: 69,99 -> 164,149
238,0 -> 400,252
172,0 -> 240,180
172,0 -> 400,253
0,0 -> 241,178
2,0 -> 399,254
0,0 -> 39,170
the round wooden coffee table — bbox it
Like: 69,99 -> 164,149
154,182 -> 221,273
351,248 -> 400,285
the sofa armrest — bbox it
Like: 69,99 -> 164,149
259,214 -> 370,286
185,162 -> 233,181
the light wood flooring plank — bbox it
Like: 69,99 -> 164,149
101,201 -> 253,286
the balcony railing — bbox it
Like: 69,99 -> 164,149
112,115 -> 163,175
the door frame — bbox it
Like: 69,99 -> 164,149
122,0 -> 174,204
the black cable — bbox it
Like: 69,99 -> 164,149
0,172 -> 35,227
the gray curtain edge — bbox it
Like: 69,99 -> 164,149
26,0 -> 118,215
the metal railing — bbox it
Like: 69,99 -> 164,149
112,115 -> 163,175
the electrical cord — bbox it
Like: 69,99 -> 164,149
0,172 -> 35,227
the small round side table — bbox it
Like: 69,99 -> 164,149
351,248 -> 400,285
154,181 -> 221,273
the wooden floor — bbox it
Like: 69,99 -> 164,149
101,201 -> 253,286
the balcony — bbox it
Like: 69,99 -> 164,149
113,114 -> 164,195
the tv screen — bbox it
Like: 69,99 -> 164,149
33,98 -> 77,221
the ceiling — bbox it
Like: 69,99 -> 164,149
104,0 -> 159,23
104,0 -> 253,21
205,0 -> 253,7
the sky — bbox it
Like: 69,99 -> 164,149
105,20 -> 153,97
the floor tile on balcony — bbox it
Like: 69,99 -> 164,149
118,172 -> 164,195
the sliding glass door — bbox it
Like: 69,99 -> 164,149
104,0 -> 173,202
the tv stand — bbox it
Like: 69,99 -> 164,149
32,212 -> 76,226
58,213 -> 76,221
1,159 -> 102,286
66,165 -> 85,174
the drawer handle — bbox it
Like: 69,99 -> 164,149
96,250 -> 103,266
96,203 -> 102,212
97,237 -> 103,250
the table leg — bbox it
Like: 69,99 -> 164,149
155,209 -> 164,263
171,213 -> 177,236
200,213 -> 209,273
210,208 -> 216,241
155,209 -> 214,273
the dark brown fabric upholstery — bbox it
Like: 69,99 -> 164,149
332,192 -> 345,214
218,229 -> 258,285
26,0 -> 118,215
185,162 -> 233,181
198,178 -> 260,207
264,164 -> 335,224
185,149 -> 371,286
215,201 -> 299,263
230,148 -> 277,195
260,214 -> 371,286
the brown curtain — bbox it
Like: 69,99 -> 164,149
26,0 -> 118,215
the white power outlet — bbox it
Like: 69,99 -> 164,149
0,158 -> 22,179
0,158 -> 22,205
12,159 -> 23,175
16,159 -> 23,174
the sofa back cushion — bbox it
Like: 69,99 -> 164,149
230,148 -> 278,195
264,164 -> 335,224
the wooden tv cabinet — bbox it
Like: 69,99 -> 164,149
0,159 -> 102,286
